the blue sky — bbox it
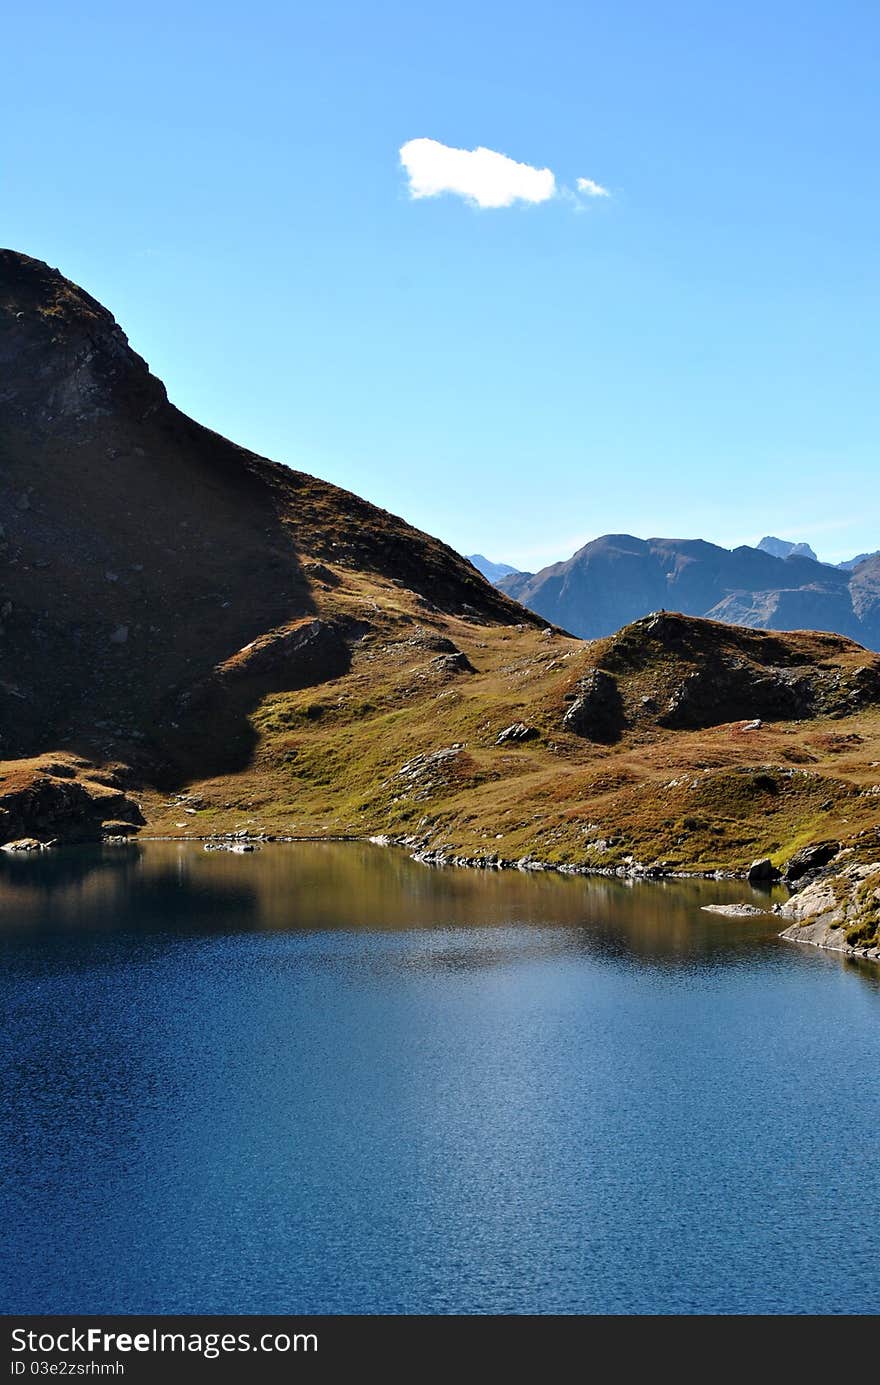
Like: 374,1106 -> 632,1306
3,1 -> 878,569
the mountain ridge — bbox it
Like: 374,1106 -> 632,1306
499,533 -> 880,647
467,553 -> 520,582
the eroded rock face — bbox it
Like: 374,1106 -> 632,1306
658,662 -> 813,729
0,767 -> 144,845
783,841 -> 839,884
562,669 -> 624,743
0,251 -> 168,430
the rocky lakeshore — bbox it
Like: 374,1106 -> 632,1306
776,860 -> 880,961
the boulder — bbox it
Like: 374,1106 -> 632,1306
747,858 -> 780,883
496,722 -> 539,745
302,560 -> 341,588
431,651 -> 474,675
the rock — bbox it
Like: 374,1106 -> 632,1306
562,669 -> 624,743
405,629 -> 460,655
747,857 -> 780,883
430,651 -> 474,675
303,560 -> 341,587
777,861 -> 880,961
702,903 -> 768,917
496,722 -> 540,745
783,840 -> 839,884
213,618 -> 348,685
0,770 -> 144,846
394,745 -> 468,802
101,820 -> 140,836
1,837 -> 45,852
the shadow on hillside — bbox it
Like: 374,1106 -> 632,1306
151,623 -> 353,787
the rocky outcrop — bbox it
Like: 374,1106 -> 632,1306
562,669 -> 624,743
658,662 -> 811,729
0,760 -> 144,845
783,840 -> 839,884
496,722 -> 539,745
212,618 -> 349,688
592,612 -> 880,732
702,903 -> 769,917
777,862 -> 880,961
431,651 -> 474,675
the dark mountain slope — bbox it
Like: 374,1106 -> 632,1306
0,250 -> 537,769
499,533 -> 880,646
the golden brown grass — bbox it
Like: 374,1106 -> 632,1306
136,569 -> 880,872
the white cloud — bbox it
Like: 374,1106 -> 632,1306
576,176 -> 609,197
400,138 -> 556,209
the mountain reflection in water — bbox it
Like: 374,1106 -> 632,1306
0,840 -> 791,964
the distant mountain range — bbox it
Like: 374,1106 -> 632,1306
492,534 -> 880,648
756,535 -> 819,562
838,550 -> 880,571
756,535 -> 880,570
467,554 -> 520,582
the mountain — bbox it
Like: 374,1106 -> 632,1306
757,535 -> 819,562
499,533 -> 880,648
467,554 -> 520,582
838,550 -> 880,570
4,249 -> 880,887
0,249 -> 532,771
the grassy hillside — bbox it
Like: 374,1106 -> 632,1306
3,248 -> 880,880
136,597 -> 880,875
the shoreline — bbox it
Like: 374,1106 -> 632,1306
138,829 -> 751,881
20,829 -> 880,964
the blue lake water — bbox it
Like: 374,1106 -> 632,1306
1,841 -> 878,1315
